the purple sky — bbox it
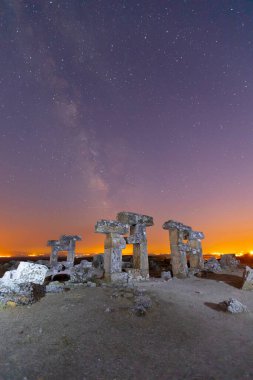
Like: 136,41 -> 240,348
1,0 -> 253,255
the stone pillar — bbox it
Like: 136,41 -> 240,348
95,219 -> 129,281
67,239 -> 76,264
59,235 -> 82,267
188,231 -> 205,271
163,220 -> 191,278
117,212 -> 154,278
47,240 -> 61,268
48,235 -> 82,269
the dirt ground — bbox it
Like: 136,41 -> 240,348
0,271 -> 252,380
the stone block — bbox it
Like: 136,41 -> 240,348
224,298 -> 248,313
242,266 -> 253,290
95,219 -> 129,235
189,230 -> 205,240
162,220 -> 191,231
220,254 -> 239,270
1,262 -> 48,286
117,211 -> 153,226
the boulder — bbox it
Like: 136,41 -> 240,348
242,266 -> 253,291
0,283 -> 46,306
79,260 -> 92,269
220,254 -> 239,270
46,281 -> 65,293
0,262 -> 48,286
223,298 -> 248,313
93,254 -> 104,269
161,271 -> 172,280
69,266 -> 104,283
204,258 -> 221,273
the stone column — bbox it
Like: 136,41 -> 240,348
95,220 -> 129,281
67,239 -> 76,264
163,220 -> 191,278
188,231 -> 204,271
117,212 -> 154,278
47,240 -> 61,268
59,235 -> 82,267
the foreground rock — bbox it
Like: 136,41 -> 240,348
0,262 -> 48,306
242,266 -> 253,290
204,257 -> 221,273
0,262 -> 48,287
220,254 -> 239,270
223,298 -> 248,314
0,283 -> 45,306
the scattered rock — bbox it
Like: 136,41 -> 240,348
204,258 -> 222,273
92,254 -> 104,269
242,266 -> 253,291
105,307 -> 114,313
133,304 -> 146,316
0,283 -> 46,306
132,293 -> 152,316
79,260 -> 92,269
0,262 -> 48,286
46,281 -> 65,293
220,254 -> 239,270
223,298 -> 248,314
161,271 -> 172,281
134,295 -> 152,310
126,269 -> 149,281
87,281 -> 96,288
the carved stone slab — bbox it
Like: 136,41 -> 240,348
162,220 -> 191,231
117,211 -> 153,226
95,219 -> 129,235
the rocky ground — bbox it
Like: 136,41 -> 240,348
0,269 -> 252,380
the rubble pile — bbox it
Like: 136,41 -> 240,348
204,258 -> 222,273
220,254 -> 240,270
0,262 -> 48,306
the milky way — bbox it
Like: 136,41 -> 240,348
1,1 -> 253,255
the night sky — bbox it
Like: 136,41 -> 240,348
1,0 -> 253,256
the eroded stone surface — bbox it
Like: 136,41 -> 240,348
1,262 -> 48,286
48,235 -> 81,268
242,266 -> 253,291
95,219 -> 129,281
95,219 -> 129,235
220,254 -> 239,270
161,271 -> 172,280
163,220 -> 204,278
204,258 -> 222,273
117,211 -> 153,227
117,211 -> 154,278
224,298 -> 248,313
0,283 -> 46,305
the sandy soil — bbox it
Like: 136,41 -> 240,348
0,271 -> 252,380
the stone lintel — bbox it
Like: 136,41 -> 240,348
117,211 -> 153,226
162,220 -> 192,232
189,230 -> 205,240
95,219 -> 129,235
60,235 -> 82,244
47,240 -> 61,247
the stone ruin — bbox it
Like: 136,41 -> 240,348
95,219 -> 129,281
94,212 -> 154,282
220,254 -> 239,270
162,220 -> 204,278
117,211 -> 154,279
47,235 -> 82,269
